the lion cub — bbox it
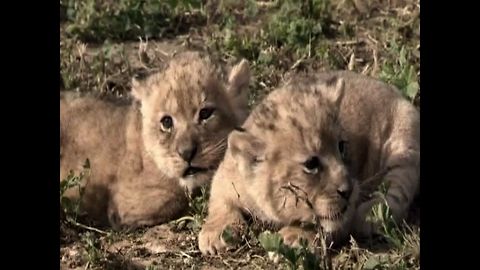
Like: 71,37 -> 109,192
198,71 -> 419,255
60,51 -> 250,229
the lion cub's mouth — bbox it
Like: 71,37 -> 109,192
317,205 -> 348,221
182,166 -> 208,177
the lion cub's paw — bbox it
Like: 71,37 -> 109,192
199,222 -> 245,255
352,197 -> 385,238
278,226 -> 316,249
198,226 -> 227,255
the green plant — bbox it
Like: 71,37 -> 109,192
172,186 -> 210,231
145,264 -> 160,270
60,159 -> 90,221
379,42 -> 419,101
258,231 -> 322,270
265,0 -> 331,49
81,231 -> 103,266
223,31 -> 262,61
366,182 -> 415,250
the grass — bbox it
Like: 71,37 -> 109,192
60,0 -> 420,269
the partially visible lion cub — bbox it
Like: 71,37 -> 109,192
198,70 -> 419,255
60,51 -> 250,229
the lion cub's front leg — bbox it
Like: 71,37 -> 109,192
198,201 -> 246,255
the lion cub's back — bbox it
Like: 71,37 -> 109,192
60,93 -> 131,181
314,71 -> 419,180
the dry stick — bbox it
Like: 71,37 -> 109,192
280,182 -> 313,209
371,48 -> 379,76
361,63 -> 371,75
138,37 -> 151,69
173,216 -> 196,224
233,243 -> 248,255
335,39 -> 364,46
67,218 -> 109,235
366,34 -> 379,45
232,182 -> 241,199
290,56 -> 306,70
348,52 -> 356,71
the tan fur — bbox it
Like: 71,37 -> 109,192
60,51 -> 250,229
198,70 -> 419,255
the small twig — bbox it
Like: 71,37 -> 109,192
178,251 -> 193,259
366,34 -> 379,45
231,182 -> 241,199
173,216 -> 196,224
348,52 -> 355,71
371,48 -> 379,76
361,63 -> 371,75
251,254 -> 266,260
233,243 -> 248,255
280,182 -> 313,209
222,259 -> 232,268
316,224 -> 333,270
245,237 -> 253,249
335,39 -> 364,46
290,56 -> 306,70
67,218 -> 109,235
154,46 -> 170,59
256,1 -> 277,8
137,37 -> 150,69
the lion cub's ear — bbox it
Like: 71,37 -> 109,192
322,76 -> 345,107
227,59 -> 251,123
227,128 -> 265,178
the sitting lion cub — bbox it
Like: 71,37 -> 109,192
198,70 -> 419,255
60,51 -> 250,229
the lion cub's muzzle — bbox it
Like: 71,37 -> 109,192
176,141 -> 208,178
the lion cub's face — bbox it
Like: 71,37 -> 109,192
228,77 -> 358,236
132,51 -> 250,192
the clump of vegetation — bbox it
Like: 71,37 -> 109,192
60,159 -> 90,222
172,186 -> 210,232
259,231 -> 323,270
379,41 -> 419,101
61,0 -> 205,42
265,0 -> 332,49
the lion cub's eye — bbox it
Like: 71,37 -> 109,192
338,140 -> 347,159
160,116 -> 173,131
199,107 -> 215,122
303,156 -> 322,175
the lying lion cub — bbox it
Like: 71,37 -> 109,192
60,51 -> 250,229
198,71 -> 419,255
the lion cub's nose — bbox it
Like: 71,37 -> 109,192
178,143 -> 198,162
337,182 -> 352,200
